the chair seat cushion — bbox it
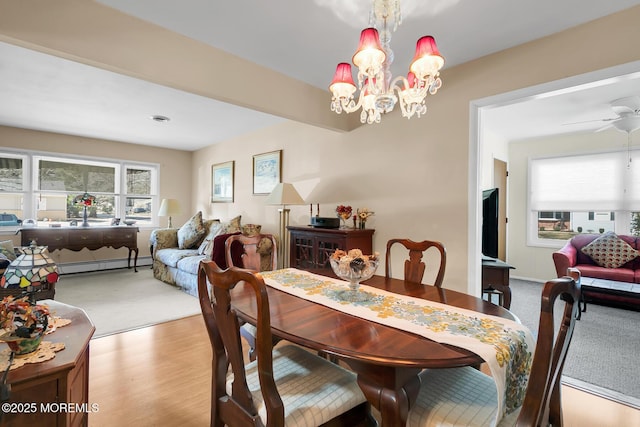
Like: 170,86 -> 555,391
227,344 -> 366,427
408,367 -> 504,427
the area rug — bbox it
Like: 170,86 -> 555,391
52,268 -> 202,338
509,278 -> 640,409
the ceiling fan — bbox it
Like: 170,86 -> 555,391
564,96 -> 640,133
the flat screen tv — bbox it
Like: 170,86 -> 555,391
482,188 -> 499,259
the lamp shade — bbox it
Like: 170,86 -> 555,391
265,183 -> 305,207
329,63 -> 357,99
352,27 -> 386,74
409,35 -> 445,80
158,198 -> 181,216
1,244 -> 59,289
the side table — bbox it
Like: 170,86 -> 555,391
482,256 -> 514,309
1,301 -> 95,427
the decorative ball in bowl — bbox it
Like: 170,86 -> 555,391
329,249 -> 379,302
123,219 -> 136,226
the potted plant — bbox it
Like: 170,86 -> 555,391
0,295 -> 49,355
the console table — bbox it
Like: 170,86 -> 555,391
19,226 -> 139,272
2,301 -> 95,427
287,226 -> 375,274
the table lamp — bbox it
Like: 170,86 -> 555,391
265,183 -> 305,268
158,198 -> 181,228
1,241 -> 59,303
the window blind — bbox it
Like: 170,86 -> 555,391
530,151 -> 630,211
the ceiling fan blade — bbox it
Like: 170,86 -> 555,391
611,105 -> 637,116
562,117 -> 617,126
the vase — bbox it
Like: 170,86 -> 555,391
82,205 -> 90,227
338,213 -> 351,229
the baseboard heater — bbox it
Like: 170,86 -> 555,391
57,256 -> 152,274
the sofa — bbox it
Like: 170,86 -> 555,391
150,213 -> 274,297
552,232 -> 640,309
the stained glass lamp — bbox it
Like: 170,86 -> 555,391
1,241 -> 59,303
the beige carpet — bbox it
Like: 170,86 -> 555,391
53,268 -> 202,338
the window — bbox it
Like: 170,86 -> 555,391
529,150 -> 639,246
0,154 -> 26,223
0,149 -> 159,229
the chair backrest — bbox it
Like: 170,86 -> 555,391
518,275 -> 581,426
385,238 -> 447,286
225,233 -> 277,272
197,260 -> 285,426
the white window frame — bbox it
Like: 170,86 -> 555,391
0,147 -> 160,232
527,149 -> 637,248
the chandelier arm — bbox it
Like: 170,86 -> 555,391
337,90 -> 365,114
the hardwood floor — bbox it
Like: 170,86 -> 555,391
88,315 -> 640,427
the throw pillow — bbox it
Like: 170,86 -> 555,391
198,222 -> 224,256
211,232 -> 243,268
580,231 -> 639,268
177,211 -> 206,249
220,215 -> 242,234
241,224 -> 262,237
0,240 -> 17,261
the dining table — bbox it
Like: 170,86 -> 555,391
229,268 -> 530,427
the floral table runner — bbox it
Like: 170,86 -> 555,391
261,268 -> 535,425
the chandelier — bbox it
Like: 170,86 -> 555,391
329,0 -> 444,124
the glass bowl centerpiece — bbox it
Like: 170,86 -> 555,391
329,249 -> 379,301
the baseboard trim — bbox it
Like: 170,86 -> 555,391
562,376 -> 640,410
57,256 -> 152,274
511,275 -> 545,283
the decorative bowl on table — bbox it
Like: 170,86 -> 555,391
329,249 -> 379,302
123,219 -> 136,226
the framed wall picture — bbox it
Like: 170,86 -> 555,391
253,150 -> 282,195
211,161 -> 234,203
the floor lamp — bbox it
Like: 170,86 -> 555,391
158,198 -> 181,228
265,183 -> 305,268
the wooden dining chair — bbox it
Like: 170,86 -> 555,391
225,233 -> 278,361
385,238 -> 447,286
225,233 -> 278,272
197,261 -> 371,427
406,275 -> 581,427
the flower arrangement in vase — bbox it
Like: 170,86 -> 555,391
0,295 -> 49,355
336,205 -> 353,228
356,208 -> 375,229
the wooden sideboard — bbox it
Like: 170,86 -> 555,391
2,301 -> 95,427
19,226 -> 139,272
287,226 -> 375,273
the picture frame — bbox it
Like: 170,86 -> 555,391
253,150 -> 282,195
211,161 -> 235,203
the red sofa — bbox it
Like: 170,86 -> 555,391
553,233 -> 640,309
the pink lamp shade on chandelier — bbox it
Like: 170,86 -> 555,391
352,27 -> 386,72
329,63 -> 357,99
409,35 -> 445,80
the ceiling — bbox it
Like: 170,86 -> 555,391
1,0 -> 640,150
